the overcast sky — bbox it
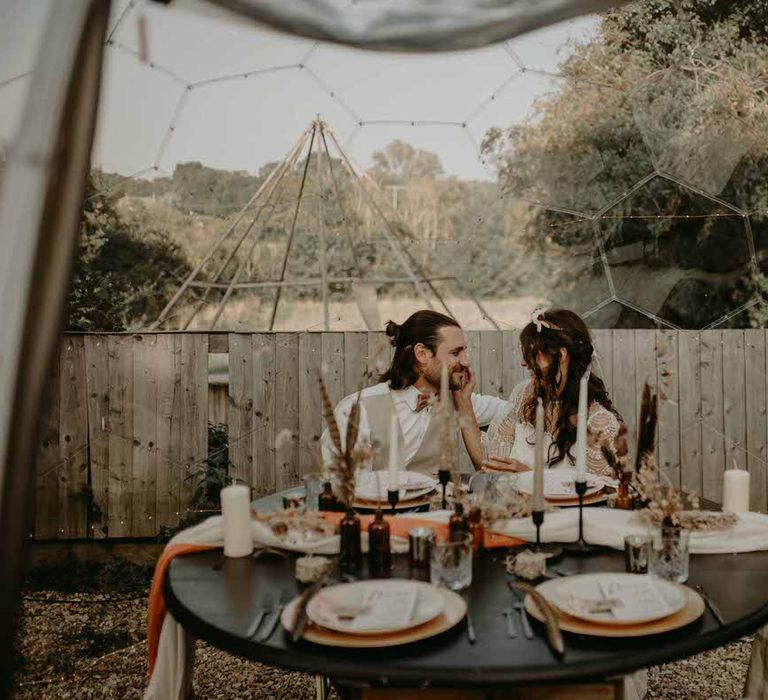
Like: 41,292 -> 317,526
0,0 -> 598,181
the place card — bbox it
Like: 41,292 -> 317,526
345,585 -> 419,631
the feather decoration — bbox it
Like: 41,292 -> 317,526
319,369 -> 342,456
508,581 -> 564,657
634,383 -> 658,471
346,392 -> 362,459
318,370 -> 361,509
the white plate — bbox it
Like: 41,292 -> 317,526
540,573 -> 687,626
306,579 -> 444,635
282,586 -> 465,647
516,468 -> 601,500
355,471 -> 437,502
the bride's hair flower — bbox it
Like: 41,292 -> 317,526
530,307 -> 562,333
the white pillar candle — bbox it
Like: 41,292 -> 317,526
221,482 -> 253,557
575,370 -> 589,482
440,362 -> 449,405
388,413 -> 400,491
723,462 -> 750,513
533,397 -> 545,511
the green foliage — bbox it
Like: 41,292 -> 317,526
67,176 -> 192,330
483,0 -> 768,327
186,423 -> 231,511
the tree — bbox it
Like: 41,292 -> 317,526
482,0 -> 768,328
66,176 -> 192,331
369,140 -> 443,185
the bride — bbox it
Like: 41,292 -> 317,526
457,308 -> 625,476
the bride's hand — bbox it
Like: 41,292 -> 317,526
481,457 -> 531,473
452,365 -> 476,410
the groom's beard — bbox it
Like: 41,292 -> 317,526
422,363 -> 468,392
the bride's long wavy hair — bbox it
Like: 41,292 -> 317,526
520,308 -> 620,466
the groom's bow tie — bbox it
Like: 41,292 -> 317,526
415,393 -> 432,412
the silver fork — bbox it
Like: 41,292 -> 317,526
509,586 -> 534,640
502,608 -> 517,638
247,594 -> 273,638
256,590 -> 294,642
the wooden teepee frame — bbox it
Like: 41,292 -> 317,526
150,118 -> 499,331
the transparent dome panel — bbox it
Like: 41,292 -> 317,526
598,175 -> 751,328
482,77 -> 655,215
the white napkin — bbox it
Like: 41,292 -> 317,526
488,508 -> 768,555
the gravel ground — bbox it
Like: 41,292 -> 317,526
12,592 -> 752,699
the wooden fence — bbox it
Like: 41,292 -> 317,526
34,330 -> 768,539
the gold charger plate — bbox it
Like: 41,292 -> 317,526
353,490 -> 435,511
524,582 -> 704,637
547,489 -> 608,508
280,586 -> 466,647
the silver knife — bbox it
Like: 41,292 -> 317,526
513,601 -> 534,640
465,610 -> 476,644
694,584 -> 725,627
503,608 -> 517,638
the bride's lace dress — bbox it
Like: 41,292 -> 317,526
486,380 -> 622,477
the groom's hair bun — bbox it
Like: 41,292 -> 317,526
384,320 -> 401,345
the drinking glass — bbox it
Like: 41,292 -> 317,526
624,534 -> 650,574
648,526 -> 690,583
302,472 -> 325,510
430,533 -> 473,591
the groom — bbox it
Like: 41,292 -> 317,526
321,310 -> 508,473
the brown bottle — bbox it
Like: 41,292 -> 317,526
449,502 -> 470,543
339,508 -> 362,570
318,481 -> 343,512
467,506 -> 485,552
368,509 -> 391,572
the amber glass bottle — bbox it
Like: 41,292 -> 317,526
448,502 -> 470,542
467,506 -> 485,551
368,509 -> 391,571
318,481 -> 344,512
339,508 -> 362,570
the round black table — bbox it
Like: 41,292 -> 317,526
164,499 -> 768,691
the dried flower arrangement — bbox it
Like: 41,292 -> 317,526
319,370 -> 369,509
633,452 -> 700,527
478,489 -> 555,527
255,509 -> 336,541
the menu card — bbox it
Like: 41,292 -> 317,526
566,578 -> 673,621
346,585 -> 419,631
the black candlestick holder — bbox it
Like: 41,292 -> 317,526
387,488 -> 400,514
524,509 -> 562,559
563,479 -> 604,556
438,469 -> 451,509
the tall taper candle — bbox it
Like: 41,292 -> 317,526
440,362 -> 449,405
221,482 -> 253,557
575,369 -> 589,482
533,397 -> 545,511
388,413 -> 400,492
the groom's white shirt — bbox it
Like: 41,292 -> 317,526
320,382 -> 507,467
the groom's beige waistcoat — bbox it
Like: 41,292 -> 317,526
361,390 -> 444,474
